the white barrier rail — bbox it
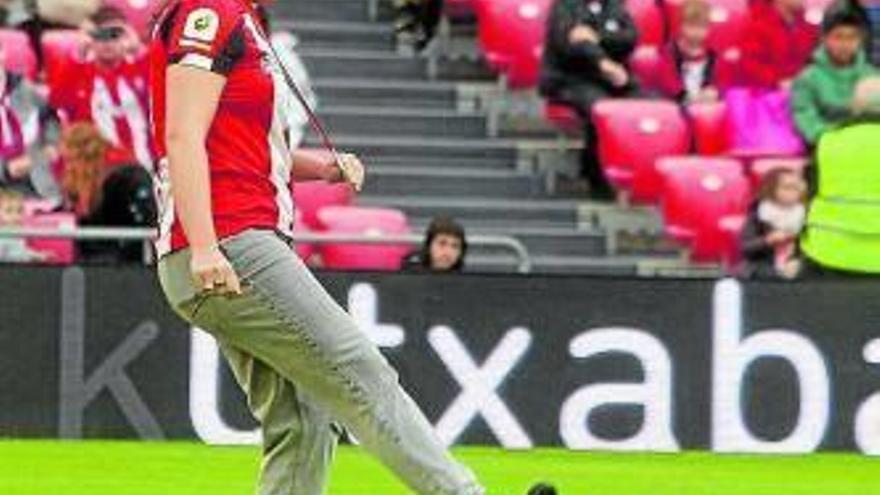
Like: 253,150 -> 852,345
0,227 -> 533,273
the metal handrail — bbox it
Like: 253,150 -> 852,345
0,227 -> 533,273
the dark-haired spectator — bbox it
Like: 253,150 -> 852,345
404,216 -> 468,272
741,168 -> 808,279
739,0 -> 819,90
540,0 -> 638,200
79,163 -> 155,263
831,0 -> 880,66
0,0 -> 100,69
48,5 -> 155,172
0,39 -> 62,203
792,10 -> 876,146
394,0 -> 444,51
800,76 -> 880,275
653,0 -> 724,103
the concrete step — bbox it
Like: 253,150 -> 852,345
409,221 -> 608,257
303,134 -> 520,161
318,106 -> 487,139
272,0 -> 372,22
365,166 -> 544,198
312,79 -> 458,110
357,196 -> 580,226
362,154 -> 514,171
300,49 -> 427,79
280,21 -> 394,51
465,254 -> 646,276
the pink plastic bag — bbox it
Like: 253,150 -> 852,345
724,88 -> 805,156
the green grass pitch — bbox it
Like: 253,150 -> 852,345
0,441 -> 877,495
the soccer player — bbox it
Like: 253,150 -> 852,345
150,1 -> 554,494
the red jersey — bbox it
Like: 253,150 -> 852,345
49,54 -> 156,171
150,0 -> 297,257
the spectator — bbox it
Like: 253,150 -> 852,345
0,188 -> 44,262
59,122 -> 107,220
741,168 -> 808,279
800,76 -> 880,274
394,0 -> 443,51
0,39 -> 63,203
654,0 -> 724,103
404,216 -> 468,272
792,10 -> 875,146
740,0 -> 819,90
540,0 -> 638,199
831,0 -> 880,66
0,0 -> 100,69
79,164 -> 155,263
48,5 -> 155,172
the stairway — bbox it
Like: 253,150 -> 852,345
271,0 -> 678,275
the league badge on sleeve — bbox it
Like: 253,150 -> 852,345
183,8 -> 220,43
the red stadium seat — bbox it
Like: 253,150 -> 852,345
317,206 -> 412,271
292,210 -> 315,262
749,157 -> 807,189
476,0 -> 553,88
292,181 -> 354,230
543,101 -> 583,134
23,213 -> 76,265
592,99 -> 690,203
630,45 -> 661,91
657,156 -> 749,262
687,101 -> 728,155
0,30 -> 37,79
105,0 -> 161,39
626,0 -> 666,47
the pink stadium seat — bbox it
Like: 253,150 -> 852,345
687,101 -> 728,155
23,213 -> 76,265
592,99 -> 690,203
292,180 -> 355,229
476,0 -> 553,88
657,156 -> 749,262
630,45 -> 661,91
23,199 -> 58,217
749,157 -> 808,189
626,0 -> 666,47
317,206 -> 412,272
718,213 -> 746,270
0,30 -> 37,78
543,102 -> 582,134
104,0 -> 161,39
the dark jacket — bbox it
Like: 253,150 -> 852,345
540,0 -> 638,98
740,202 -> 804,278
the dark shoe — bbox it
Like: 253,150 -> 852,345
527,483 -> 558,495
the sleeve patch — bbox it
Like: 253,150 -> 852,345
183,8 -> 220,43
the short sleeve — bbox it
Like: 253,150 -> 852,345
165,0 -> 246,75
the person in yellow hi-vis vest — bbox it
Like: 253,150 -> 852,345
801,76 -> 880,274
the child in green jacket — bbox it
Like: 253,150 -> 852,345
792,9 -> 876,146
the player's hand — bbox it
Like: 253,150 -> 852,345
336,153 -> 365,193
190,246 -> 242,296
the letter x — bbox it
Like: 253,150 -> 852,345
428,326 -> 533,448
